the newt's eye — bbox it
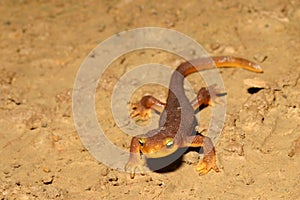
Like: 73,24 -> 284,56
165,139 -> 174,148
139,138 -> 145,146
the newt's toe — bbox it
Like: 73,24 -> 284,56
196,155 -> 219,175
125,157 -> 145,179
130,102 -> 151,121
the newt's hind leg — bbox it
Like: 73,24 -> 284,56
191,84 -> 225,110
183,135 -> 219,175
130,95 -> 166,120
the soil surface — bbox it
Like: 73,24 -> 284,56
1,0 -> 300,199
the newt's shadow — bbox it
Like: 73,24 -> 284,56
146,147 -> 203,173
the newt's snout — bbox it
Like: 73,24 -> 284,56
139,137 -> 178,158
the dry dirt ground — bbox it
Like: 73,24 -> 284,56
1,0 -> 300,199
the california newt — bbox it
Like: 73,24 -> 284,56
125,56 -> 263,179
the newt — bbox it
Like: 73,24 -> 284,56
125,56 -> 263,179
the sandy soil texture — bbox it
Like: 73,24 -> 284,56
0,0 -> 300,199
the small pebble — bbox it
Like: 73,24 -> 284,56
183,151 -> 199,165
98,23 -> 106,32
3,169 -> 10,175
42,175 -> 54,185
51,134 -> 61,142
43,167 -> 51,173
210,42 -> 221,51
100,167 -> 109,176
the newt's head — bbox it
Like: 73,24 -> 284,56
138,136 -> 179,158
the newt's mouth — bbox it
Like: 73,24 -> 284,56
141,144 -> 179,158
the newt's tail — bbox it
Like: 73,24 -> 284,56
212,56 -> 263,73
177,56 -> 263,77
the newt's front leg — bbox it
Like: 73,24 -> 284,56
125,136 -> 146,179
184,135 -> 219,175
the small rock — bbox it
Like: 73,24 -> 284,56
98,23 -> 106,32
43,167 -> 51,173
41,120 -> 48,128
3,168 -> 10,175
42,175 -> 54,185
51,134 -> 61,142
210,42 -> 221,51
244,78 -> 270,89
183,151 -> 199,165
100,166 -> 109,176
